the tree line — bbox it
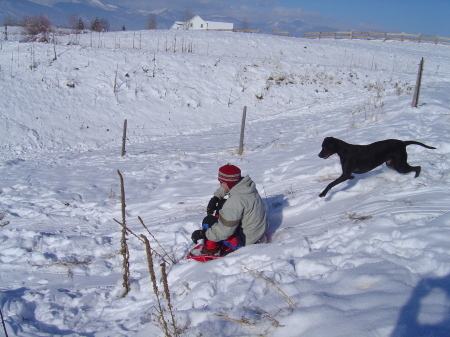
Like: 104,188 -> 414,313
4,14 -> 116,40
2,14 -> 113,42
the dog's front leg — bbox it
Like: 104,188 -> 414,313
319,173 -> 353,197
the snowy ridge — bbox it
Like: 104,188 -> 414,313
0,30 -> 449,336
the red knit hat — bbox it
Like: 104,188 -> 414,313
218,164 -> 241,189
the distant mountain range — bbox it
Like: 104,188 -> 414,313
0,0 -> 337,36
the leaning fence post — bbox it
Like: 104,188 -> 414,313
0,308 -> 8,337
238,106 -> 247,155
121,119 -> 127,156
412,58 -> 424,108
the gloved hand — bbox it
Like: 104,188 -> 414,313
191,229 -> 206,244
207,196 -> 220,215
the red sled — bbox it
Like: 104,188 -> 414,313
186,244 -> 235,262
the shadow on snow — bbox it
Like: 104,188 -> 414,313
391,273 -> 450,337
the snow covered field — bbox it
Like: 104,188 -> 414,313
0,28 -> 449,336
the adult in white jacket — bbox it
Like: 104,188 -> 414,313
191,164 -> 268,255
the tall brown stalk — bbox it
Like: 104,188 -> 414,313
141,234 -> 170,337
161,262 -> 179,336
117,170 -> 131,298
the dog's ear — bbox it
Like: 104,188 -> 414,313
322,137 -> 340,154
323,137 -> 333,145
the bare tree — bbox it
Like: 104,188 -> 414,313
67,13 -> 78,30
3,16 -> 19,26
182,8 -> 193,22
241,17 -> 249,30
99,18 -> 109,32
22,14 -> 52,42
147,14 -> 157,30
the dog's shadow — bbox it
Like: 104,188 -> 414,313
263,194 -> 286,242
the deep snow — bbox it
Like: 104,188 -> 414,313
0,28 -> 449,337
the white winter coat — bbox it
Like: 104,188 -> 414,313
205,175 -> 267,246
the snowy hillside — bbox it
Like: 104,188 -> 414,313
0,29 -> 449,336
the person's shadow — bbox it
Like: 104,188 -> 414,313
0,287 -> 95,336
391,273 -> 450,337
262,194 -> 285,242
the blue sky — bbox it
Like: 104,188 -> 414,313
127,0 -> 450,36
32,0 -> 450,36
280,0 -> 450,36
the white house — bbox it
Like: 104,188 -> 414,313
171,15 -> 233,31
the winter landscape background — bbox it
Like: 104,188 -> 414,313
0,0 -> 337,36
0,27 -> 450,336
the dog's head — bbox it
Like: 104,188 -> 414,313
318,137 -> 339,159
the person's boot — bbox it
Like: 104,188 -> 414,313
201,246 -> 221,256
189,246 -> 204,256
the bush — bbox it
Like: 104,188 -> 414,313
22,14 -> 52,42
3,16 -> 19,26
91,17 -> 109,32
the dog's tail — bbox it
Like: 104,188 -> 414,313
404,141 -> 436,149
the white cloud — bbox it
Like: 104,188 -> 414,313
29,0 -> 71,5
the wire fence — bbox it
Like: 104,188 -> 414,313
119,115 -> 270,157
303,31 -> 450,46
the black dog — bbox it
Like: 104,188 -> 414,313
318,137 -> 436,197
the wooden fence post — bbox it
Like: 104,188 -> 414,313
121,119 -> 127,156
412,58 -> 424,108
0,307 -> 8,337
238,106 -> 247,155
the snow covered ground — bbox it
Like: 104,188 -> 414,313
0,28 -> 449,336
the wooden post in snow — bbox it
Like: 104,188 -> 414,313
121,119 -> 127,156
412,57 -> 424,108
238,106 -> 247,155
0,307 -> 9,337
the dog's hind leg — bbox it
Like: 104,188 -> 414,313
400,163 -> 421,177
390,154 -> 421,177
